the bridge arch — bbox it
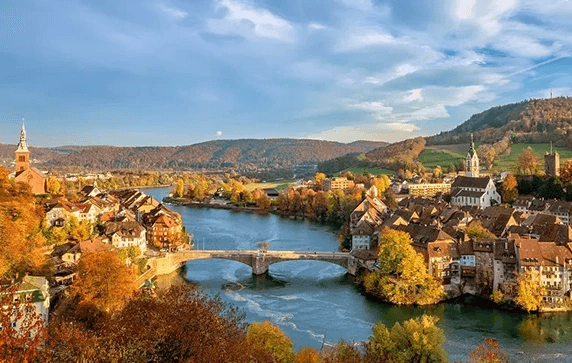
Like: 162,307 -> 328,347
162,250 -> 353,276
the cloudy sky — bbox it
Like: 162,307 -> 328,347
1,0 -> 571,146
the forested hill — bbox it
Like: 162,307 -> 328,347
426,97 -> 572,146
0,139 -> 387,171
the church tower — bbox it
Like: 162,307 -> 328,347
15,123 -> 30,173
466,133 -> 479,177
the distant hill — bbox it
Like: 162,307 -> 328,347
0,139 -> 387,173
427,97 -> 572,147
320,97 -> 572,174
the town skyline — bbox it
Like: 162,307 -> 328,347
1,0 -> 572,147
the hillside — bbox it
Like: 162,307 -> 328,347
0,139 -> 387,173
320,97 -> 572,174
427,97 -> 572,147
318,137 -> 425,174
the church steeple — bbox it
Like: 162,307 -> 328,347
466,133 -> 479,177
15,122 -> 30,172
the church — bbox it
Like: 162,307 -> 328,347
13,124 -> 47,194
450,134 -> 501,208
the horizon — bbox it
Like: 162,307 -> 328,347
1,1 -> 571,147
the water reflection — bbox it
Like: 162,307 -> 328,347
518,313 -> 572,343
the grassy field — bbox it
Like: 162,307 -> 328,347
243,180 -> 296,191
493,143 -> 572,172
418,148 -> 465,170
337,167 -> 395,176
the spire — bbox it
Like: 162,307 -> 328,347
16,121 -> 29,152
550,141 -> 553,154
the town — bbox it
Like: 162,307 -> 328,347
3,123 -> 570,360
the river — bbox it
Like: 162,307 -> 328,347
145,187 -> 572,362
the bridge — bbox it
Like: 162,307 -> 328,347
139,250 -> 360,286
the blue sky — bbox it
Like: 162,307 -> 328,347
1,0 -> 571,147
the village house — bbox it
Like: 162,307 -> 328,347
322,177 -> 355,191
11,276 -> 50,334
62,238 -> 113,264
407,182 -> 451,197
349,195 -> 387,250
102,221 -> 147,253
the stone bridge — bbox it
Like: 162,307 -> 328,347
148,250 -> 356,277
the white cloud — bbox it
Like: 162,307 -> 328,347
158,3 -> 188,19
336,29 -> 395,51
338,0 -> 373,11
216,130 -> 223,136
364,63 -> 419,85
308,23 -> 327,30
348,101 -> 393,114
384,122 -> 420,132
402,88 -> 423,103
207,0 -> 296,42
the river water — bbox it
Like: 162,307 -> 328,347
145,188 -> 572,362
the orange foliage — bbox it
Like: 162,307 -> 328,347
0,167 -> 46,278
70,250 -> 137,313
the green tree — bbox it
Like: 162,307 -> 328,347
246,321 -> 295,363
515,270 -> 546,312
501,174 -> 518,204
539,177 -> 564,200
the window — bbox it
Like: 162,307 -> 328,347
19,155 -> 25,162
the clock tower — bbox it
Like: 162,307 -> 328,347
15,123 -> 30,173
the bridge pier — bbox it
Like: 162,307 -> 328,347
251,255 -> 270,275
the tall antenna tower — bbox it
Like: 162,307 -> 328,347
550,87 -> 553,99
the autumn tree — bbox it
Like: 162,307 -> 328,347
516,147 -> 540,176
560,160 -> 572,185
515,269 -> 546,312
0,285 -> 47,362
477,144 -> 498,170
295,347 -> 321,363
371,175 -> 391,194
173,178 -> 185,198
313,172 -> 326,191
71,250 -> 137,313
363,229 -> 444,305
47,176 -> 61,194
365,315 -> 447,363
246,321 -> 295,363
467,338 -> 509,363
0,167 -> 46,278
501,174 -> 518,204
46,285 -> 248,363
466,220 -> 496,241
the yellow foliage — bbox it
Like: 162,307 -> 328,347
515,270 -> 546,312
247,321 -> 295,363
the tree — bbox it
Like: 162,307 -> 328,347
71,250 -> 137,313
246,321 -> 295,363
365,315 -> 447,363
46,285 -> 248,363
560,160 -> 572,185
47,176 -> 61,194
173,178 -> 185,198
0,167 -> 46,278
515,269 -> 546,312
0,285 -> 47,362
466,220 -> 496,241
539,177 -> 564,200
477,145 -> 497,170
363,229 -> 444,305
516,147 -> 540,176
467,338 -> 509,363
501,174 -> 518,204
313,172 -> 326,191
295,347 -> 321,363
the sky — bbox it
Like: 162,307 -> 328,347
1,0 -> 572,147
